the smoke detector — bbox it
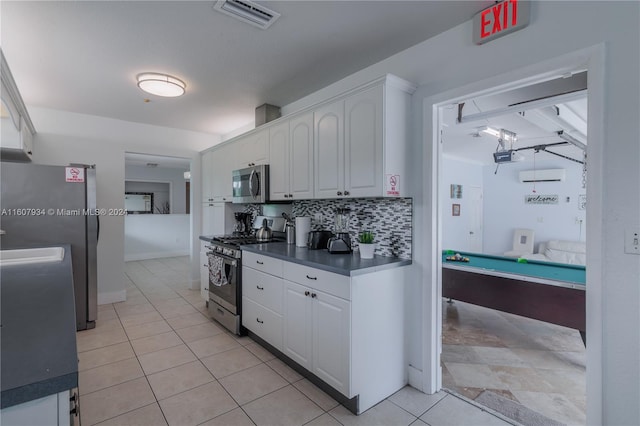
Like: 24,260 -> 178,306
213,0 -> 281,30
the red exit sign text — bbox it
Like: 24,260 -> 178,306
473,0 -> 530,45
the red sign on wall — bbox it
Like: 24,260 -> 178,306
473,0 -> 530,45
65,167 -> 85,183
385,174 -> 400,196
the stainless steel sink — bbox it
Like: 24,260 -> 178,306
0,247 -> 65,266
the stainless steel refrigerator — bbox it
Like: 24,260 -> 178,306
1,162 -> 98,330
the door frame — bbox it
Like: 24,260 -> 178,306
467,185 -> 483,253
420,44 -> 605,423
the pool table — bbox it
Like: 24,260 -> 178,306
442,250 -> 586,341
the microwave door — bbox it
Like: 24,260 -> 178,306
249,169 -> 259,200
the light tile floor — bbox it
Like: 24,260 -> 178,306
78,257 -> 516,426
442,299 -> 587,425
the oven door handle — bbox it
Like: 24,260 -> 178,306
208,252 -> 238,266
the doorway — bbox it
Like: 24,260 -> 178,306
439,76 -> 588,424
422,47 -> 605,426
123,152 -> 192,261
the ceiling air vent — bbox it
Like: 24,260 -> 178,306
213,0 -> 281,30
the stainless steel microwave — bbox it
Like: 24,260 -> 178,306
232,164 -> 269,203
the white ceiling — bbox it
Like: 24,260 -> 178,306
1,0 -> 491,136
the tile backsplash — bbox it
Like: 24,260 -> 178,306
291,198 -> 412,259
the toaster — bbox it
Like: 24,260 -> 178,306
307,230 -> 333,249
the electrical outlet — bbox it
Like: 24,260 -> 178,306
575,217 -> 583,225
624,230 -> 640,255
313,212 -> 322,222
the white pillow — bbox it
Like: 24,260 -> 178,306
547,240 -> 586,254
544,248 -> 586,265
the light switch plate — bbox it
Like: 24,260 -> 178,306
624,230 -> 640,255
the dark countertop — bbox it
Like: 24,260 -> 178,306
239,242 -> 411,276
1,244 -> 78,409
200,235 -> 215,243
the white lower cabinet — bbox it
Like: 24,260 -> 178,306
200,242 -> 210,302
241,250 -> 406,414
0,389 -> 76,426
242,296 -> 283,350
284,280 -> 350,395
242,254 -> 285,351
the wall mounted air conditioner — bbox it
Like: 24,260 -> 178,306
519,169 -> 566,183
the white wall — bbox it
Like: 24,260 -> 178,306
278,3 -> 640,424
124,214 -> 190,261
483,159 -> 586,254
441,156 -> 484,252
30,107 -> 217,303
125,165 -> 189,214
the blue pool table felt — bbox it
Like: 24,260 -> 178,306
443,250 -> 585,285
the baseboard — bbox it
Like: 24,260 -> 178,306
98,289 -> 126,304
408,365 -> 423,391
124,251 -> 189,261
190,278 -> 200,291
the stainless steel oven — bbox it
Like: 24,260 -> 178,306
207,246 -> 242,335
232,164 -> 269,203
206,216 -> 286,335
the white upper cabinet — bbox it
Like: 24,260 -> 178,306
314,100 -> 345,199
270,112 -> 314,201
212,143 -> 235,201
289,113 -> 314,199
235,128 -> 268,169
268,121 -> 290,201
314,76 -> 414,199
202,74 -> 414,203
1,57 -> 35,162
201,151 -> 215,202
344,85 -> 383,197
202,143 -> 234,203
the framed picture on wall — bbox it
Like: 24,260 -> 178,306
452,204 -> 461,216
450,184 -> 463,199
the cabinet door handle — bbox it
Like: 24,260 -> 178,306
256,260 -> 264,265
203,264 -> 208,267
289,194 -> 293,198
257,285 -> 264,290
204,288 -> 208,291
306,275 -> 317,280
344,191 -> 350,196
304,290 -> 310,296
337,191 -> 343,196
311,293 -> 317,298
256,318 -> 264,324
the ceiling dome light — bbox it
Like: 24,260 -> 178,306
136,73 -> 186,97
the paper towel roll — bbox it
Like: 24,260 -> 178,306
295,217 -> 311,247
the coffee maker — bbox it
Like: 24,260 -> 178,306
327,208 -> 352,253
233,212 -> 252,235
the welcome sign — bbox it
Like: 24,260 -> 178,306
473,0 -> 531,45
525,194 -> 559,205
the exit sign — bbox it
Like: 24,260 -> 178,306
473,0 -> 530,45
